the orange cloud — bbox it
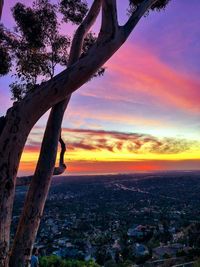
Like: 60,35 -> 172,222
18,127 -> 200,175
60,128 -> 199,156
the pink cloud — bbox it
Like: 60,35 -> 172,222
79,43 -> 200,114
106,43 -> 200,112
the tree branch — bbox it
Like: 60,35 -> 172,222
122,0 -> 158,40
16,135 -> 67,187
10,2 -> 104,265
100,0 -> 118,40
69,0 -> 102,65
56,135 -> 66,174
15,0 -> 103,199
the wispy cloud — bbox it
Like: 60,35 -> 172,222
24,127 -> 199,156
19,126 -> 200,175
104,44 -> 200,113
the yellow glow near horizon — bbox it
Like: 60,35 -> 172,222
19,127 -> 200,174
20,147 -> 200,163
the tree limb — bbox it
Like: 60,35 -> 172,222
16,136 -> 67,187
1,1 -> 158,263
69,0 -> 102,65
100,0 -> 118,40
123,0 -> 158,39
55,135 -> 66,174
9,1 -> 103,265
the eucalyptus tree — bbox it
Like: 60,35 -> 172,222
0,0 -> 170,266
2,2 -> 104,265
1,1 -> 103,265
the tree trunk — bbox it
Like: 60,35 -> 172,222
16,136 -> 67,187
0,1 -> 158,265
0,105 -> 31,267
9,99 -> 69,267
9,1 -> 103,265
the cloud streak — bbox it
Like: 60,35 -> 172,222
105,44 -> 200,113
23,127 -> 199,156
19,127 -> 200,175
62,128 -> 199,155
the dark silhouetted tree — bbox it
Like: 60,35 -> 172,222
0,0 -> 171,266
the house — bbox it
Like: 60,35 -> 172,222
153,243 -> 185,259
127,225 -> 145,238
133,243 -> 149,257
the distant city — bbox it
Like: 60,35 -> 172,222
13,171 -> 200,266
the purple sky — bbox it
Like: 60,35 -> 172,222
1,0 -> 200,174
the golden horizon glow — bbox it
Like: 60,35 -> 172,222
18,127 -> 200,175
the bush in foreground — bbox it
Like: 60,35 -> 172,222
40,256 -> 100,267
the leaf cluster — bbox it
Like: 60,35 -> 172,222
60,0 -> 88,25
1,0 -> 104,101
129,0 -> 171,11
82,32 -> 105,78
1,0 -> 171,101
9,0 -> 71,100
0,45 -> 11,76
39,255 -> 99,267
0,25 -> 12,76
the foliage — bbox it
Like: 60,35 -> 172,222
95,247 -> 112,265
0,0 -> 105,101
186,248 -> 200,261
104,260 -> 134,267
194,259 -> 200,267
0,0 -> 170,100
128,0 -> 171,16
60,0 -> 88,25
163,253 -> 171,259
82,32 -> 105,78
176,250 -> 187,257
9,0 -> 70,100
0,46 -> 11,76
0,25 -> 12,76
129,0 -> 171,11
39,255 -> 99,267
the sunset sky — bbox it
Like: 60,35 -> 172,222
0,0 -> 200,175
